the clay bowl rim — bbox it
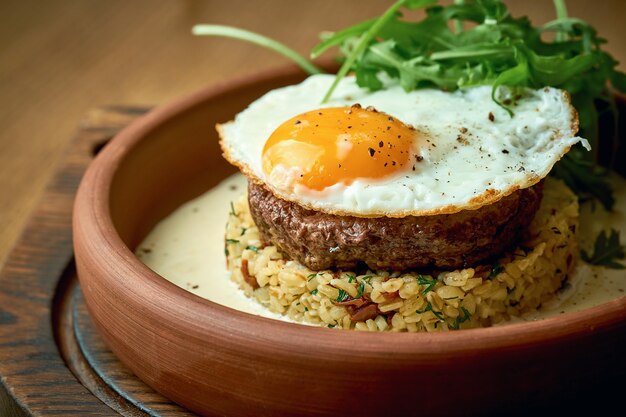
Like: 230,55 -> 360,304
76,63 -> 626,358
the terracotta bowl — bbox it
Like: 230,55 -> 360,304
73,65 -> 626,417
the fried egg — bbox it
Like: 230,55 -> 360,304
218,74 -> 589,217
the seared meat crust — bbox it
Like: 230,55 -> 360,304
248,181 -> 543,271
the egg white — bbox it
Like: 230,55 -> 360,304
218,74 -> 589,217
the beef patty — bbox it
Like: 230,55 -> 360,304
248,181 -> 544,271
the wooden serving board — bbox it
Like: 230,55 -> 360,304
0,107 -> 193,416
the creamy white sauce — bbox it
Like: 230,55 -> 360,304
137,173 -> 626,325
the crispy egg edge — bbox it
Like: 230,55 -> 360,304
216,89 -> 580,219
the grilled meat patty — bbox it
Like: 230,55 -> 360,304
248,181 -> 543,271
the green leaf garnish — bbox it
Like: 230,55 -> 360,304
416,301 -> 444,321
195,1 -> 625,210
355,281 -> 366,298
192,24 -> 323,75
489,263 -> 504,278
226,239 -> 239,244
581,229 -> 626,269
321,0 -> 438,103
417,275 -> 438,294
311,0 -> 625,207
229,201 -> 238,217
336,289 -> 351,302
449,306 -> 472,330
245,245 -> 259,252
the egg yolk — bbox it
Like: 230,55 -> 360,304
262,105 -> 418,191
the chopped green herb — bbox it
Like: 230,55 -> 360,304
581,229 -> 626,269
311,289 -> 319,295
305,307 -> 309,312
449,306 -> 472,330
226,239 -> 239,244
489,263 -> 504,278
443,296 -> 459,300
336,289 -> 351,302
240,227 -> 247,236
328,323 -> 336,328
224,248 -> 229,256
229,201 -> 238,217
346,274 -> 356,283
416,301 -> 444,321
355,281 -> 366,298
246,245 -> 259,252
307,273 -> 318,281
361,275 -> 373,283
417,275 -> 437,294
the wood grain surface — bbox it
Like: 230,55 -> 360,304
0,105 -> 210,417
1,0 -> 626,268
0,106 -> 139,416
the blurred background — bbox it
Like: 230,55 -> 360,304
0,0 -> 624,266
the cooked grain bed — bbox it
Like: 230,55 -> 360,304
225,177 -> 579,331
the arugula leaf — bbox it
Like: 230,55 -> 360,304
311,0 -> 625,210
321,0 -> 438,103
581,229 -> 626,269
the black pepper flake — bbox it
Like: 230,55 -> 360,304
459,127 -> 468,133
192,284 -> 199,289
415,155 -> 424,162
386,126 -> 391,130
488,112 -> 495,122
366,106 -> 378,112
295,120 -> 301,125
347,125 -> 352,129
388,116 -> 394,121
368,147 -> 375,157
378,140 -> 384,148
384,162 -> 388,167
318,112 -> 323,115
518,166 -> 526,172
502,149 -> 509,154
392,161 -> 396,166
